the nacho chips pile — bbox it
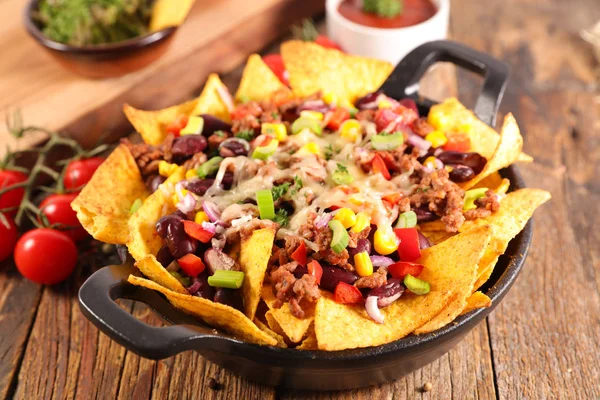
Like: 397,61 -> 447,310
74,41 -> 550,351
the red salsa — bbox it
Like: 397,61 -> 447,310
338,0 -> 437,29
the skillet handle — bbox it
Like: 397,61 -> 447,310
78,263 -> 228,360
379,40 -> 510,127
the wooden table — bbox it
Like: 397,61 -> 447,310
1,0 -> 599,398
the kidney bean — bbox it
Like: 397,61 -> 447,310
186,179 -> 215,196
368,278 -> 405,308
348,238 -> 372,259
145,174 -> 166,193
221,172 -> 234,190
448,164 -> 475,182
293,266 -> 308,279
191,270 -> 215,300
204,248 -> 237,273
160,217 -> 198,258
437,151 -> 487,174
156,245 -> 174,268
201,114 -> 232,136
156,213 -> 184,238
214,288 -> 244,311
171,135 -> 208,159
219,138 -> 249,157
355,91 -> 382,110
414,208 -> 439,222
320,265 -> 358,292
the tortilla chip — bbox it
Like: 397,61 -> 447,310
460,114 -> 523,189
128,276 -> 277,346
135,255 -> 186,294
150,0 -> 195,31
124,73 -> 230,145
254,318 -> 287,348
315,291 -> 451,351
235,54 -> 290,102
414,225 -> 493,334
472,172 -> 503,192
460,291 -> 492,315
262,286 -> 314,343
296,325 -> 318,350
72,145 -> 148,244
428,98 -> 532,162
239,228 -> 276,320
127,167 -> 185,262
264,310 -> 287,338
420,229 -> 455,245
281,40 -> 393,104
418,220 -> 447,232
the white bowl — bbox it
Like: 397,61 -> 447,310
326,0 -> 449,65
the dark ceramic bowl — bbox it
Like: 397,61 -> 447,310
79,41 -> 529,390
24,0 -> 177,79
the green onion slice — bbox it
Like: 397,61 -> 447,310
256,189 -> 275,220
331,170 -> 354,185
197,156 -> 224,178
207,270 -> 245,289
403,274 -> 430,295
130,198 -> 142,214
291,117 -> 323,136
463,187 -> 488,211
396,211 -> 417,228
180,116 -> 204,136
252,139 -> 279,160
328,219 -> 349,254
371,132 -> 404,151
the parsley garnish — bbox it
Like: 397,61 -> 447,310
271,111 -> 280,119
272,182 -> 291,201
273,209 -> 289,226
325,144 -> 336,160
290,175 -> 303,195
235,130 -> 254,141
336,163 -> 349,173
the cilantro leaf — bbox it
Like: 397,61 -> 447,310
235,130 -> 255,141
272,182 -> 291,201
273,209 -> 289,226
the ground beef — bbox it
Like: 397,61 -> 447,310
284,235 -> 303,256
464,190 -> 500,220
319,249 -> 351,270
348,226 -> 371,248
269,245 -> 289,270
298,213 -> 317,242
121,138 -> 164,178
232,115 -> 261,134
270,262 -> 321,319
182,152 -> 207,170
376,148 -> 421,174
355,267 -> 388,289
409,168 -> 466,232
356,109 -> 376,122
412,117 -> 435,137
208,132 -> 229,150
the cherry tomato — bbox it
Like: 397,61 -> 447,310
394,228 -> 421,262
178,253 -> 205,278
325,108 -> 351,130
334,281 -> 363,304
166,115 -> 189,137
182,220 -> 214,243
388,261 -> 424,280
372,154 -> 391,180
14,229 -> 77,285
443,133 -> 471,152
39,193 -> 88,241
262,54 -> 289,86
307,260 -> 323,285
0,170 -> 28,217
315,35 -> 343,51
63,157 -> 104,190
290,241 -> 307,266
0,215 -> 18,262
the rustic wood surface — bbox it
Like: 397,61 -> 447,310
1,0 -> 599,398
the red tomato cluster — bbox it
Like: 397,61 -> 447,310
1,156 -> 105,285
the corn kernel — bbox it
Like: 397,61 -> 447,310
458,123 -> 473,134
373,226 -> 399,255
424,156 -> 440,170
348,196 -> 364,206
354,252 -> 373,277
261,123 -> 288,142
159,161 -> 178,177
185,169 -> 197,180
339,119 -> 362,142
445,165 -> 454,173
428,109 -> 453,130
180,116 -> 204,136
425,130 -> 448,148
378,99 -> 392,109
300,110 -> 324,121
323,92 -> 338,105
297,142 -> 321,156
333,208 -> 357,229
351,212 -> 371,233
195,211 -> 210,225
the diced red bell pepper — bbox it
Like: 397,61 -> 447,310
382,192 -> 403,205
443,133 -> 471,152
374,108 -> 399,133
178,253 -> 205,278
166,115 -> 189,137
307,260 -> 323,285
262,54 -> 289,86
334,282 -> 363,304
182,221 -> 214,243
388,261 -> 424,280
394,227 -> 421,262
315,35 -> 343,51
326,108 -> 351,130
372,154 -> 391,180
291,241 -> 307,267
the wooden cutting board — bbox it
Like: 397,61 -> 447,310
0,0 -> 324,155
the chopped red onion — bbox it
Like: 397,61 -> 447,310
314,213 -> 333,229
177,193 -> 196,214
201,221 -> 217,234
417,230 -> 431,250
407,134 -> 432,151
365,296 -> 384,324
370,255 -> 394,267
216,85 -> 234,112
377,291 -> 403,308
299,99 -> 329,113
186,279 -> 201,295
202,201 -> 221,222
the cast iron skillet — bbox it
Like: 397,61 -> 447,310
79,40 -> 531,391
